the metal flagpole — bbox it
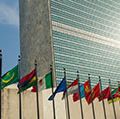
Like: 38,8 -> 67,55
18,55 -> 22,119
109,79 -> 117,119
77,71 -> 84,119
0,50 -> 2,119
64,68 -> 71,119
35,60 -> 40,119
50,65 -> 56,119
99,76 -> 107,119
88,74 -> 96,119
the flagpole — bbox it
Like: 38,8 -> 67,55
35,60 -> 40,119
50,65 -> 56,119
99,76 -> 107,119
18,55 -> 22,119
77,71 -> 84,119
64,68 -> 71,119
88,74 -> 96,119
0,50 -> 2,119
109,79 -> 117,119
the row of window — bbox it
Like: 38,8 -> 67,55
53,31 -> 120,55
52,31 -> 120,87
55,53 -> 119,69
51,6 -> 120,31
53,37 -> 120,59
55,61 -> 120,79
52,0 -> 120,18
52,31 -> 120,53
52,15 -> 120,40
51,1 -> 120,27
82,0 -> 120,9
54,46 -> 119,68
51,0 -> 120,40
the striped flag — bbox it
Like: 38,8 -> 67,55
31,72 -> 52,92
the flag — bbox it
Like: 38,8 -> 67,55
31,72 -> 53,92
84,80 -> 91,103
67,79 -> 78,95
31,86 -> 37,92
98,87 -> 111,101
48,78 -> 66,101
73,93 -> 79,102
108,87 -> 120,104
111,87 -> 120,97
84,80 -> 91,96
114,87 -> 120,97
18,69 -> 37,93
73,84 -> 85,102
85,82 -> 100,104
62,79 -> 78,99
0,65 -> 19,89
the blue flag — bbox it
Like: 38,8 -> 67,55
79,84 -> 85,98
48,78 -> 66,101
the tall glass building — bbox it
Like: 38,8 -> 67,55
20,0 -> 120,88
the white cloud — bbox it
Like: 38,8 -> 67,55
0,3 -> 19,27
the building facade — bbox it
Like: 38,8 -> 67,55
1,0 -> 118,119
20,0 -> 120,88
50,0 -> 120,88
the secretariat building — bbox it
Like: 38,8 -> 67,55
20,0 -> 120,87
18,0 -> 120,119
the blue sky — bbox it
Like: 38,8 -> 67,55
0,0 -> 19,74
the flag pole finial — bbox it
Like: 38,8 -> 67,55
63,68 -> 66,71
50,64 -> 52,71
18,55 -> 20,62
35,60 -> 37,66
109,79 -> 111,85
63,68 -> 66,78
99,76 -> 101,82
88,74 -> 90,79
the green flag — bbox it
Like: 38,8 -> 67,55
31,72 -> 53,92
39,72 -> 53,91
108,86 -> 120,103
110,86 -> 120,96
1,65 -> 19,89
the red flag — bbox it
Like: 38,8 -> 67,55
17,69 -> 37,93
19,69 -> 36,84
114,87 -> 120,98
84,80 -> 91,100
98,87 -> 111,101
31,86 -> 37,92
85,82 -> 100,104
73,92 -> 79,102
